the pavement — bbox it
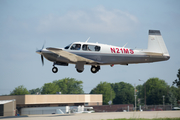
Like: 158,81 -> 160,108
0,111 -> 180,120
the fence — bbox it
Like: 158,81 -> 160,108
140,105 -> 172,111
90,104 -> 173,112
89,104 -> 134,112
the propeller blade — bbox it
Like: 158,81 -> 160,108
37,41 -> 46,66
41,55 -> 44,66
42,41 -> 46,49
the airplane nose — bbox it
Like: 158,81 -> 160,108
36,49 -> 42,54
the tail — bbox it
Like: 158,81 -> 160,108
147,30 -> 169,56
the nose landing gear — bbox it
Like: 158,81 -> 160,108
52,63 -> 58,73
52,66 -> 58,73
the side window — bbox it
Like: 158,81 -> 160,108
70,44 -> 81,50
82,45 -> 88,51
94,46 -> 101,51
82,44 -> 101,51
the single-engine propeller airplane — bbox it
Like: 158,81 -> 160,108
36,30 -> 170,74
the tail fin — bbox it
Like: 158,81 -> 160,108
147,30 -> 169,56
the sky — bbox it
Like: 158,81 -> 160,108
0,0 -> 180,95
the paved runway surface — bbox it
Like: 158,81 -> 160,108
1,111 -> 180,120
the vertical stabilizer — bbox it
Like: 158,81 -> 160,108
147,30 -> 169,56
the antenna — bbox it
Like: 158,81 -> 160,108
85,37 -> 90,43
122,43 -> 128,48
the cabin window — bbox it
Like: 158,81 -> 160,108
82,44 -> 101,51
70,44 -> 81,50
64,43 -> 72,49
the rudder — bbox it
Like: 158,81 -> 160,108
147,30 -> 169,56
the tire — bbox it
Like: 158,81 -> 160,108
52,67 -> 58,73
76,69 -> 83,73
91,66 -> 97,73
91,66 -> 100,73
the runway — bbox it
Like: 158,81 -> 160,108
1,111 -> 180,120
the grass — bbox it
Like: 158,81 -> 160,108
106,118 -> 180,120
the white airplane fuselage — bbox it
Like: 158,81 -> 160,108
36,30 -> 170,73
40,43 -> 169,65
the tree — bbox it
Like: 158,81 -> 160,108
169,86 -> 180,106
111,82 -> 134,104
167,91 -> 177,107
145,78 -> 168,105
10,85 -> 29,95
53,78 -> 84,94
136,85 -> 143,99
41,83 -> 60,94
136,84 -> 143,105
90,82 -> 115,105
173,68 -> 180,87
29,88 -> 42,94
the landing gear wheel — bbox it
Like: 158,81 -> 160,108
52,67 -> 58,73
91,65 -> 100,73
76,69 -> 83,73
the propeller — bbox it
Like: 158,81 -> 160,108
41,54 -> 44,66
36,42 -> 46,66
41,42 -> 45,66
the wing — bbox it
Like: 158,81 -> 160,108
46,47 -> 98,64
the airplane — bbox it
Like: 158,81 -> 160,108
36,30 -> 170,74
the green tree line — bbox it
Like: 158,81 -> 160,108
90,77 -> 180,106
10,78 -> 84,95
9,69 -> 180,106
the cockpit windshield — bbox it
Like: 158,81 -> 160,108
64,43 -> 72,49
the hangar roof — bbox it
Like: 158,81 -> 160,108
0,99 -> 15,104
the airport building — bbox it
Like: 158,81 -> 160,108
0,94 -> 102,113
0,99 -> 16,116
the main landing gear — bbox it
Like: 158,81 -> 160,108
51,64 -> 100,74
91,65 -> 100,73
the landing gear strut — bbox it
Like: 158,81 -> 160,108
91,65 -> 100,73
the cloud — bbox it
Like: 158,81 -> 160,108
37,6 -> 139,34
